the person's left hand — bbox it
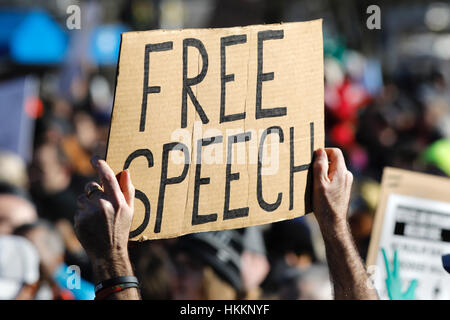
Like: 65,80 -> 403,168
74,156 -> 135,272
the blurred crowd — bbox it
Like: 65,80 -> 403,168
1,0 -> 450,300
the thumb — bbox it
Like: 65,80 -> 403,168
313,148 -> 330,184
119,169 -> 135,211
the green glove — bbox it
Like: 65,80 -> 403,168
381,248 -> 418,300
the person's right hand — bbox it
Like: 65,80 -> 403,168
312,148 -> 353,237
74,156 -> 135,279
311,148 -> 379,300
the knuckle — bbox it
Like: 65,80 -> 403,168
333,148 -> 344,158
116,199 -> 127,210
315,181 -> 327,193
345,170 -> 353,183
313,159 -> 326,172
346,175 -> 354,189
99,198 -> 115,214
103,173 -> 115,185
346,170 -> 353,181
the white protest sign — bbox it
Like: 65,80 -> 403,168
367,167 -> 450,299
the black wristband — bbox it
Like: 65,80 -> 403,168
94,282 -> 140,300
95,276 -> 139,293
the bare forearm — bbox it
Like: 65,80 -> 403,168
92,254 -> 141,300
75,160 -> 141,300
321,222 -> 378,300
311,148 -> 377,300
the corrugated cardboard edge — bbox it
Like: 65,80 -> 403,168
104,34 -> 124,162
119,19 -> 323,39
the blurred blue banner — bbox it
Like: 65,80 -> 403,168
0,10 -> 27,55
0,76 -> 39,163
4,9 -> 68,64
89,24 -> 129,66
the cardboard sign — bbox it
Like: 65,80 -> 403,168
106,20 -> 324,240
367,167 -> 450,299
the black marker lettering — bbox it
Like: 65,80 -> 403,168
220,34 -> 247,123
181,38 -> 209,128
224,132 -> 251,220
140,42 -> 173,132
256,30 -> 286,119
123,149 -> 154,238
289,122 -> 314,210
155,142 -> 190,233
192,136 -> 223,225
258,126 -> 284,212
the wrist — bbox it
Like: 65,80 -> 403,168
317,217 -> 351,242
91,251 -> 134,283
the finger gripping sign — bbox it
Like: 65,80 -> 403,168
106,20 -> 324,240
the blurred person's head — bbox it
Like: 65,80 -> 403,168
51,97 -> 73,122
265,218 -> 317,269
129,240 -> 173,300
14,220 -> 67,300
0,183 -> 37,235
241,227 -> 270,298
431,69 -> 446,89
170,230 -> 244,300
29,142 -> 71,194
278,263 -> 332,300
261,219 -> 317,297
0,151 -> 28,189
73,110 -> 99,152
14,220 -> 65,281
56,110 -> 100,177
0,235 -> 40,299
36,116 -> 68,146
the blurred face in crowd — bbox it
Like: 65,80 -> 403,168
241,250 -> 270,290
14,282 -> 40,300
18,226 -> 64,280
73,111 -> 98,152
278,266 -> 333,300
30,143 -> 71,193
297,279 -> 332,300
170,252 -> 205,300
51,98 -> 72,121
0,195 -> 37,234
278,276 -> 332,300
